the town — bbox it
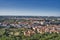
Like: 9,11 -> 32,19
0,16 -> 60,40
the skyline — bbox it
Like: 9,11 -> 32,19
0,0 -> 60,16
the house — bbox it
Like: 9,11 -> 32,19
44,28 -> 50,33
37,27 -> 45,34
24,31 -> 30,36
24,30 -> 35,36
9,32 -> 14,36
14,32 -> 20,36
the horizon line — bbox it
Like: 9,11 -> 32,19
0,15 -> 60,17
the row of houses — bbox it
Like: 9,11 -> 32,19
24,25 -> 60,36
0,19 -> 60,28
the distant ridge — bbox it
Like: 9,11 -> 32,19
0,16 -> 60,19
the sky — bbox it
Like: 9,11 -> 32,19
0,0 -> 60,16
